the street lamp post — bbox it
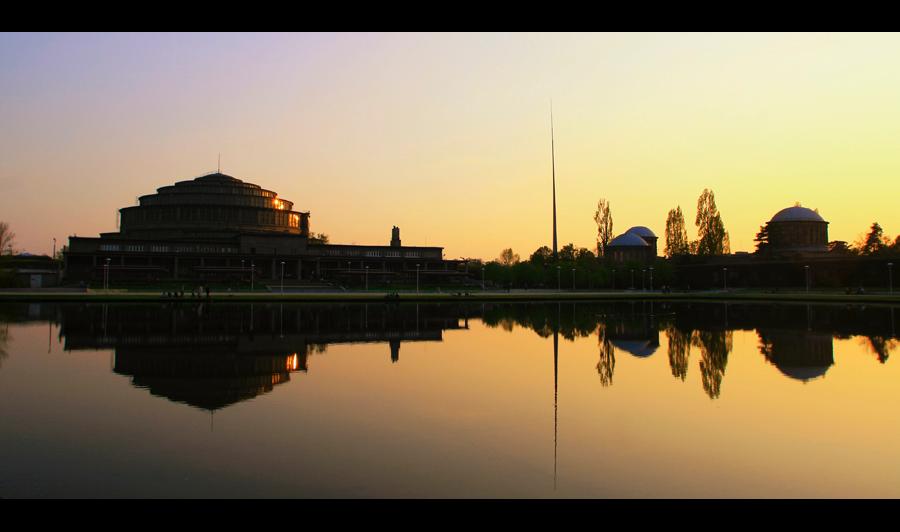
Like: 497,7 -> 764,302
723,267 -> 727,291
888,262 -> 893,295
481,266 -> 485,291
52,238 -> 56,259
649,266 -> 654,291
804,265 -> 810,293
630,269 -> 634,290
572,268 -> 576,291
250,261 -> 254,292
612,268 -> 616,291
281,261 -> 285,294
642,269 -> 646,291
365,265 -> 369,291
104,257 -> 111,291
557,265 -> 561,293
416,264 -> 421,294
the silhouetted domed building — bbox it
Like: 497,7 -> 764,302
625,226 -> 658,257
765,205 -> 829,255
607,232 -> 654,265
64,171 -> 464,284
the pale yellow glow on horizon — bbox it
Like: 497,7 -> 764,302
3,33 -> 900,258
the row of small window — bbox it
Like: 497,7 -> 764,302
98,244 -> 237,254
323,249 -> 431,258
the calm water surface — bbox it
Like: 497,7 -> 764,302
1,300 -> 898,498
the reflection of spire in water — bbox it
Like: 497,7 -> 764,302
553,303 -> 559,491
390,339 -> 400,363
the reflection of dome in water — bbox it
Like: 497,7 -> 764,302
773,364 -> 830,382
115,349 -> 304,411
759,329 -> 834,382
610,339 -> 658,358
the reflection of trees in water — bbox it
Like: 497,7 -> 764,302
481,304 -> 598,340
0,320 -> 9,368
308,343 -> 328,355
596,323 -> 615,387
691,330 -> 732,399
859,336 -> 897,364
666,326 -> 691,381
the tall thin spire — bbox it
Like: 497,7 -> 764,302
217,153 -> 221,173
551,102 -> 558,260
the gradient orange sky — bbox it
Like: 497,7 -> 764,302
2,32 -> 900,259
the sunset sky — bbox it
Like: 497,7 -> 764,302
2,32 -> 900,259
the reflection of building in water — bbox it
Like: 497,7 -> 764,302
115,348 -> 304,410
758,330 -> 834,382
604,304 -> 659,358
58,303 -> 468,411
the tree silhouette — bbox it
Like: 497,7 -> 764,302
858,222 -> 888,255
0,222 -> 14,255
499,248 -> 520,266
529,246 -> 553,266
754,225 -> 770,255
665,206 -> 690,257
695,189 -> 729,256
309,232 -> 329,244
594,199 -> 613,258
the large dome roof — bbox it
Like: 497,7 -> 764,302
770,206 -> 826,223
608,233 -> 650,247
626,226 -> 656,238
118,171 -> 307,238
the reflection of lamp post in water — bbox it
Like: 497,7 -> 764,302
888,263 -> 894,295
